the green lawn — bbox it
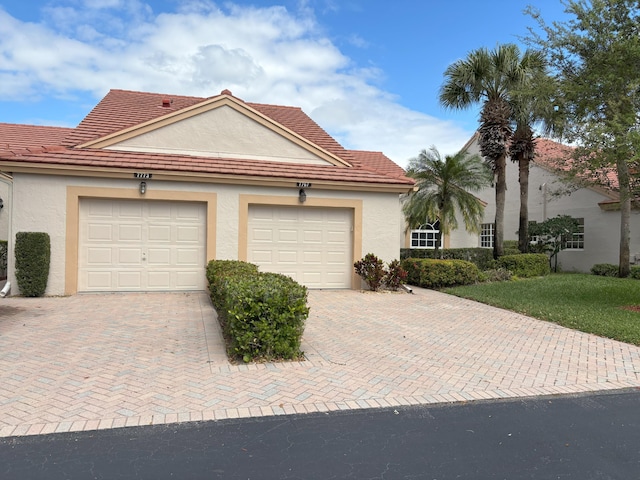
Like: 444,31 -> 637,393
443,274 -> 640,346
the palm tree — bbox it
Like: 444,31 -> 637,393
509,70 -> 556,253
403,147 -> 493,257
439,44 -> 545,258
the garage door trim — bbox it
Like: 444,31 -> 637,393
66,186 -> 216,295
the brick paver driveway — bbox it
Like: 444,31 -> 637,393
1,288 -> 639,437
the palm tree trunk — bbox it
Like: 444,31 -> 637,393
493,153 -> 506,258
518,158 -> 530,253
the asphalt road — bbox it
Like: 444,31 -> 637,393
1,389 -> 639,479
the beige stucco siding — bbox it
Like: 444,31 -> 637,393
0,179 -> 8,241
106,106 -> 331,165
8,173 -> 403,295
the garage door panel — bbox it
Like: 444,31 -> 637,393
248,205 -> 352,289
79,199 -> 206,292
278,229 -> 298,243
147,271 -> 171,288
87,224 -> 113,241
118,202 -> 143,218
148,225 -> 171,242
118,224 -> 142,241
302,251 -> 322,264
87,247 -> 112,265
176,271 -> 201,288
87,271 -> 112,289
251,228 -> 273,242
277,209 -> 299,222
177,225 -> 200,242
277,250 -> 298,263
117,271 -> 142,289
118,248 -> 143,265
177,248 -> 200,265
251,250 -> 273,263
148,203 -> 171,219
303,230 -> 322,243
148,248 -> 171,265
326,250 -> 348,264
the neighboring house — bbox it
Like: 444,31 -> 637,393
0,172 -> 9,241
405,133 -> 640,272
0,89 -> 414,296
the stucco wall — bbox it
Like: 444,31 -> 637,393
107,106 -> 329,164
9,173 -> 403,295
0,179 -> 8,241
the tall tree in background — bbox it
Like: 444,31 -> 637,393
439,44 -> 546,258
527,0 -> 640,277
509,71 -> 557,253
403,147 -> 493,257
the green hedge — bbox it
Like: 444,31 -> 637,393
496,254 -> 550,278
591,263 -> 620,277
15,232 -> 50,297
206,260 -> 308,362
206,260 -> 259,310
401,258 -> 481,289
400,248 -> 494,270
631,266 -> 640,280
503,240 -> 521,256
0,240 -> 7,277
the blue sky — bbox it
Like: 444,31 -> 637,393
0,0 -> 569,167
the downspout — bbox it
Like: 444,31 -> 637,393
0,172 -> 13,297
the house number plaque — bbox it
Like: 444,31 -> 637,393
134,173 -> 153,179
296,182 -> 312,188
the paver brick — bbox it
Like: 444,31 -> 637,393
1,289 -> 640,437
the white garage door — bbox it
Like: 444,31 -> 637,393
247,205 -> 353,288
78,198 -> 206,292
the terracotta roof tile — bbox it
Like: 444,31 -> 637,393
0,123 -> 73,154
2,148 -> 414,186
534,138 -> 623,191
1,88 -> 414,189
348,150 -> 407,179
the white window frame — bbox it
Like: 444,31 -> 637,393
480,223 -> 494,249
564,218 -> 584,250
410,221 -> 442,249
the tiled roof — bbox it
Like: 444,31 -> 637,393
61,90 -> 204,147
348,150 -> 407,179
0,123 -> 73,153
0,89 -> 413,189
62,89 -> 356,164
533,137 -> 621,191
3,148 -> 414,186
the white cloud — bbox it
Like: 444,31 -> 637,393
0,1 -> 473,167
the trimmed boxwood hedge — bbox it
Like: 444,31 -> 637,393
496,253 -> 550,278
206,260 -> 308,362
0,240 -> 7,277
15,232 -> 51,297
400,248 -> 494,270
401,258 -> 481,289
206,259 -> 259,311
